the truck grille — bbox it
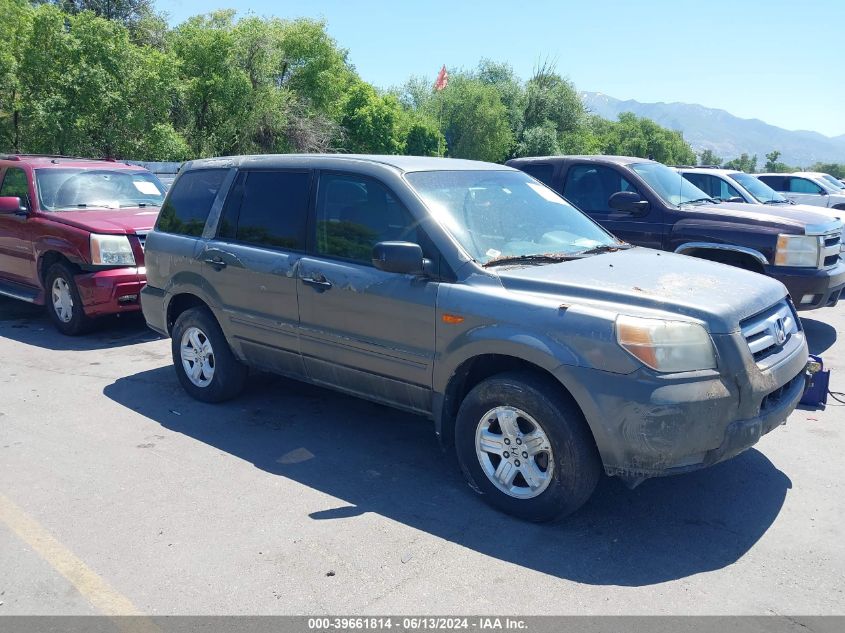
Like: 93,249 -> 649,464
740,300 -> 799,361
821,230 -> 841,268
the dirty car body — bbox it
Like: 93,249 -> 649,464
0,155 -> 164,334
141,155 -> 808,520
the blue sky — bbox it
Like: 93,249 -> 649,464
159,0 -> 845,137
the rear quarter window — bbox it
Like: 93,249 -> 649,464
519,163 -> 556,187
156,169 -> 228,237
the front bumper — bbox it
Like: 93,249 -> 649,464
74,267 -> 146,317
555,327 -> 809,483
770,259 -> 845,310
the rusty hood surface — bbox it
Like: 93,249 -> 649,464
494,247 -> 787,333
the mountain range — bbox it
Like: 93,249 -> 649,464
581,92 -> 845,167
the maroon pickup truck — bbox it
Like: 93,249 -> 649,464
0,155 -> 165,334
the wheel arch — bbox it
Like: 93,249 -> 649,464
435,352 -> 591,451
674,242 -> 767,273
165,292 -> 214,335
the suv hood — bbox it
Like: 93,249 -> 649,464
784,203 -> 843,221
688,200 -> 838,233
495,248 -> 786,333
45,207 -> 159,234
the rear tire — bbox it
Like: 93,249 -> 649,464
454,371 -> 601,522
45,262 -> 93,336
171,307 -> 247,403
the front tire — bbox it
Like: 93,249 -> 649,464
454,371 -> 601,522
171,307 -> 247,403
45,262 -> 93,335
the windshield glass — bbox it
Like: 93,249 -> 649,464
821,174 -> 845,190
405,170 -> 619,265
730,172 -> 788,203
35,168 -> 166,211
631,162 -> 710,206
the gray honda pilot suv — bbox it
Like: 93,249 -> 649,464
141,155 -> 809,521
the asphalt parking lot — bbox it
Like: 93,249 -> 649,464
0,295 -> 843,616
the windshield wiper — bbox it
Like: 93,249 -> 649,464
763,199 -> 789,205
574,243 -> 629,256
482,253 -> 578,268
681,197 -> 719,206
120,202 -> 161,208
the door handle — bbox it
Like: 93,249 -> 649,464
302,274 -> 333,290
203,257 -> 227,270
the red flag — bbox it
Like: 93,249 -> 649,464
434,65 -> 449,91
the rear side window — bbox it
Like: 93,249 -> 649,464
0,167 -> 30,206
681,172 -> 713,195
157,169 -> 228,237
788,178 -> 823,194
520,163 -> 555,187
758,175 -> 786,191
217,170 -> 309,251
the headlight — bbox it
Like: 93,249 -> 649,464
774,234 -> 819,267
616,315 -> 716,373
90,234 -> 136,266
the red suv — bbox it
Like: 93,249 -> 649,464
0,155 -> 165,334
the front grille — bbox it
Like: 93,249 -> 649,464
820,230 -> 841,268
740,300 -> 799,362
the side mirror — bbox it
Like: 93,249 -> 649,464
726,196 -> 745,203
0,196 -> 27,215
372,241 -> 430,275
608,191 -> 649,215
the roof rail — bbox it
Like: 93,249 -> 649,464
673,164 -> 722,169
0,153 -> 110,162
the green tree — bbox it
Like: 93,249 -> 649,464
403,116 -> 442,156
15,4 -> 184,158
434,76 -> 513,162
764,150 -> 793,172
723,153 -> 758,173
809,162 -> 845,179
514,121 -> 559,157
593,113 -> 696,164
339,81 -> 404,154
169,11 -> 251,156
698,149 -> 722,166
0,0 -> 33,152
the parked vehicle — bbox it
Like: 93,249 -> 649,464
142,154 -> 809,521
507,156 -> 845,310
125,161 -> 182,190
756,172 -> 845,210
0,154 -> 164,334
677,166 -> 842,221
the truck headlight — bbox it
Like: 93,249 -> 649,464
774,234 -> 819,267
616,315 -> 716,373
90,234 -> 136,266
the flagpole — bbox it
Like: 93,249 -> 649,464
434,65 -> 448,158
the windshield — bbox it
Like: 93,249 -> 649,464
35,168 -> 166,211
730,172 -> 788,203
405,170 -> 620,265
821,174 -> 845,190
630,162 -> 710,206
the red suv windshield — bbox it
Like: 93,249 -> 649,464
34,168 -> 166,211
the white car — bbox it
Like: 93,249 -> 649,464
756,172 -> 845,211
678,167 -> 843,220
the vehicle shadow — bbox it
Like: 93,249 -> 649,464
801,317 -> 837,356
0,296 -> 158,350
103,367 -> 791,587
